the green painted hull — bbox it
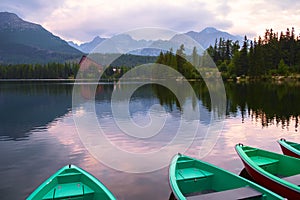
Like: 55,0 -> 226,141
169,154 -> 284,200
26,165 -> 116,200
236,144 -> 300,199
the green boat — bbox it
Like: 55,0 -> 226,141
278,138 -> 300,159
169,153 -> 284,200
236,144 -> 300,199
27,164 -> 116,200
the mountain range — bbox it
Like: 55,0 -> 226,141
0,11 -> 243,64
69,27 -> 243,55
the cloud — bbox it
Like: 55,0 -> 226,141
41,0 -> 234,42
224,0 -> 300,38
1,0 -> 300,43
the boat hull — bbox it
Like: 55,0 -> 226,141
278,139 -> 300,159
240,158 -> 300,199
236,144 -> 300,200
169,154 -> 283,200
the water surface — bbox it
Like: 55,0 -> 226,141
0,81 -> 299,199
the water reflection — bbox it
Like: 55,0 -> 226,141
0,82 -> 73,140
73,82 -> 212,173
225,82 -> 300,130
1,81 -> 300,200
152,81 -> 300,130
72,81 -> 300,132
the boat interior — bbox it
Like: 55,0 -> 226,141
42,170 -> 95,200
175,157 -> 266,200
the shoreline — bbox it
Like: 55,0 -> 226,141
233,75 -> 300,84
1,75 -> 300,84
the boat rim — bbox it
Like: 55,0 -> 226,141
278,138 -> 300,156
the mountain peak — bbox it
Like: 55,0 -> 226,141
0,12 -> 21,20
92,36 -> 105,42
201,27 -> 219,34
0,12 -> 22,25
0,11 -> 42,31
184,27 -> 242,49
0,12 -> 20,20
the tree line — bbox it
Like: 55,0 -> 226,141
0,63 -> 79,79
156,27 -> 300,80
156,45 -> 202,79
209,28 -> 300,78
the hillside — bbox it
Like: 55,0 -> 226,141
0,12 -> 83,64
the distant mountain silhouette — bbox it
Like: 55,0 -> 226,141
68,36 -> 106,53
185,27 -> 243,49
0,11 -> 243,63
70,27 -> 242,55
0,12 -> 83,64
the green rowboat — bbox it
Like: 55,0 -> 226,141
27,164 -> 116,200
278,138 -> 300,159
236,144 -> 300,199
169,153 -> 284,200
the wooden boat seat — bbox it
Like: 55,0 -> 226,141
43,182 -> 94,200
282,174 -> 300,186
250,156 -> 279,166
186,187 -> 262,200
176,168 -> 214,181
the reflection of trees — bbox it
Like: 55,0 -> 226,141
151,83 -> 200,112
0,83 -> 73,140
75,81 -> 300,130
225,82 -> 300,130
152,81 -> 226,117
153,81 -> 300,130
151,84 -> 180,111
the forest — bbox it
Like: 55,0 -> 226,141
207,27 -> 300,78
156,28 -> 300,80
0,63 -> 79,79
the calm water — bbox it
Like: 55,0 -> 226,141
0,81 -> 299,199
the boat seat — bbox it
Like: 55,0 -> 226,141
186,186 -> 262,200
250,156 -> 279,166
176,168 -> 214,181
43,182 -> 94,200
282,174 -> 300,186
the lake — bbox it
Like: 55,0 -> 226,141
0,81 -> 299,199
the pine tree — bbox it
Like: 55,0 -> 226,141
192,46 -> 199,67
176,44 -> 186,75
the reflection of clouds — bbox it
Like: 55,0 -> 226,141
74,98 -> 208,172
43,114 -> 169,199
47,112 -> 89,161
73,107 -> 87,117
95,101 -> 208,151
194,116 -> 300,175
46,112 -> 170,199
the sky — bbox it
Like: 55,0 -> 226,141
1,0 -> 300,44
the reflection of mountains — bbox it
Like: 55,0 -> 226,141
93,83 -> 212,125
0,83 -> 73,140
